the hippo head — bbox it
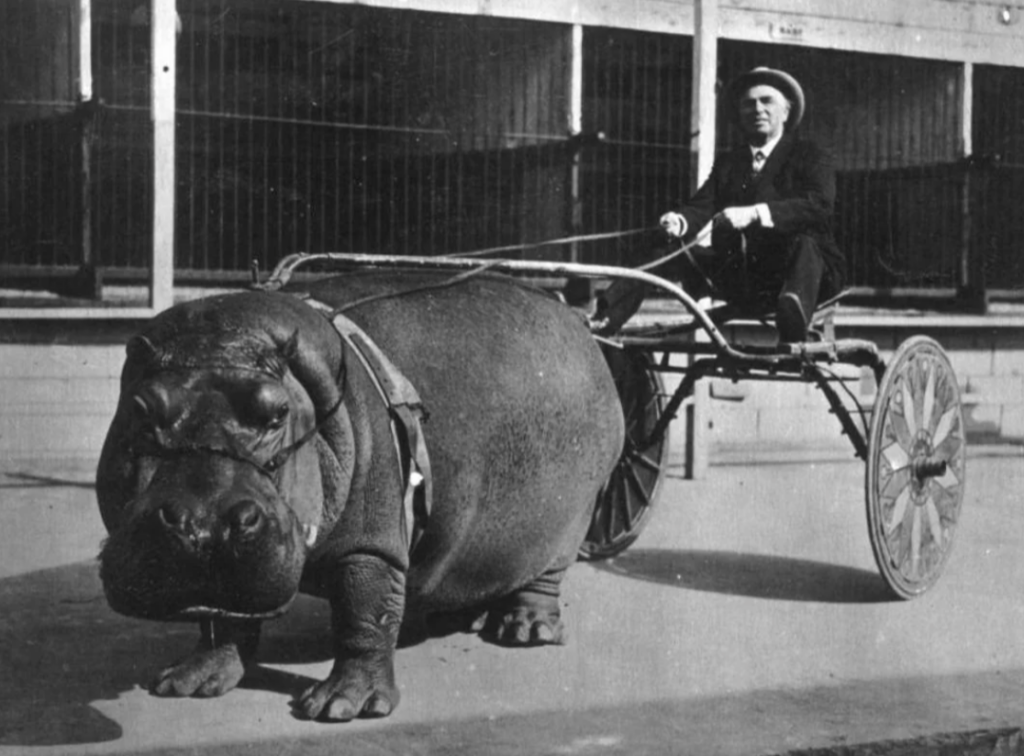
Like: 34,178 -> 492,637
97,293 -> 347,623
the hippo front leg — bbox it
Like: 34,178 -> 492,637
151,619 -> 261,698
296,554 -> 405,722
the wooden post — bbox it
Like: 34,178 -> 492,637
958,61 -> 987,312
77,0 -> 92,103
684,0 -> 718,480
150,0 -> 176,312
690,0 -> 718,192
569,23 -> 584,263
562,23 -> 594,305
76,0 -> 100,298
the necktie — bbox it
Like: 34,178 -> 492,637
752,150 -> 766,173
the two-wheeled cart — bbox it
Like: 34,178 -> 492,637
262,251 -> 967,600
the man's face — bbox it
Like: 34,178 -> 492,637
737,84 -> 791,144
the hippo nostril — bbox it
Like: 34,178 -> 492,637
225,500 -> 265,539
157,502 -> 192,534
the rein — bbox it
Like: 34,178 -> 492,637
447,227 -> 651,258
135,390 -> 345,483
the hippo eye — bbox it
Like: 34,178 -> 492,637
251,383 -> 290,429
267,404 -> 289,429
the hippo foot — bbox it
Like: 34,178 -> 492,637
485,589 -> 567,647
295,657 -> 399,722
151,645 -> 247,698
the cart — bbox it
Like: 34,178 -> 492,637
259,249 -> 967,601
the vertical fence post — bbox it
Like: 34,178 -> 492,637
77,0 -> 93,102
150,0 -> 176,312
958,61 -> 987,312
77,0 -> 96,292
691,1 -> 717,191
683,0 -> 718,480
569,23 -> 584,264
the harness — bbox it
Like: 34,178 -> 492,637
302,297 -> 433,555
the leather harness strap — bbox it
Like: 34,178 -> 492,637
302,296 -> 432,555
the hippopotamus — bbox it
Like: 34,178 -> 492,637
96,269 -> 624,721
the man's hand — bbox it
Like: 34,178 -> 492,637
713,206 -> 760,231
659,212 -> 688,238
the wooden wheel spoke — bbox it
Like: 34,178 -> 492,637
882,441 -> 910,473
588,486 -> 610,545
924,496 -> 944,548
884,486 -> 911,535
933,464 -> 961,491
623,458 -> 653,507
619,468 -> 640,531
880,467 -> 911,502
604,472 -> 628,543
931,405 -> 959,449
887,396 -> 915,452
900,377 -> 919,437
909,507 -> 922,577
921,361 -> 936,435
628,447 -> 663,476
933,429 -> 964,464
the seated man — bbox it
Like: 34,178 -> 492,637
597,66 -> 846,343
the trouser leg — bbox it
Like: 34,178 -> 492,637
780,234 -> 826,320
740,233 -> 827,341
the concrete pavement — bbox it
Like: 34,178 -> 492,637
1,443 -> 1023,755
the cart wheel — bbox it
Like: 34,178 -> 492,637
866,335 -> 966,599
580,350 -> 670,560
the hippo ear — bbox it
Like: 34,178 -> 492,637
261,304 -> 344,418
280,329 -> 301,367
126,334 -> 160,366
121,334 -> 162,388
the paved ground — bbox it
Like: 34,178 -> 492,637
1,440 -> 1023,756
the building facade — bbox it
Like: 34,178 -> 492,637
2,0 -> 1024,317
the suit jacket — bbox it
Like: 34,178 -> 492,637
677,132 -> 845,284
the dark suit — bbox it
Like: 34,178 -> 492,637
595,132 -> 845,336
674,132 -> 845,316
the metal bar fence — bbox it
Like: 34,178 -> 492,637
3,0 -> 1023,301
0,0 -> 81,272
173,2 -> 572,274
972,64 -> 1024,293
579,27 -> 693,267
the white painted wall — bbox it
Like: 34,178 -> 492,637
1,321 -> 1020,466
290,0 -> 1024,67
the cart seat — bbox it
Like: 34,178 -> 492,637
706,288 -> 851,341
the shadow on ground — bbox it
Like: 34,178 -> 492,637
591,548 -> 894,603
3,560 -> 1023,754
0,560 -> 336,748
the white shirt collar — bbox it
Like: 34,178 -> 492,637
750,131 -> 784,160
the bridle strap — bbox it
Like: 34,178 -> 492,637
136,389 -> 345,482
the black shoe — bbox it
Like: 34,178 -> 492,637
591,281 -> 648,336
775,292 -> 807,343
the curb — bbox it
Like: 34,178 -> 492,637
777,727 -> 1024,756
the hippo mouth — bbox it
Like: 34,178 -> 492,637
171,595 -> 297,622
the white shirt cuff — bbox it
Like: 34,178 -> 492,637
754,203 -> 773,228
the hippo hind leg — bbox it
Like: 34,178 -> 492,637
483,567 -> 568,646
412,569 -> 568,646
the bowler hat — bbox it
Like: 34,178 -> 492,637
728,67 -> 805,128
